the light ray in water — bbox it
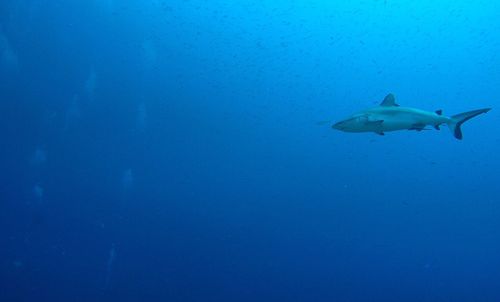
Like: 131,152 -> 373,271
84,67 -> 97,101
0,27 -> 19,71
104,243 -> 116,289
122,169 -> 134,189
31,146 -> 47,165
137,102 -> 147,130
33,184 -> 43,203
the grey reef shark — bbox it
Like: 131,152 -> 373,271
332,94 -> 491,140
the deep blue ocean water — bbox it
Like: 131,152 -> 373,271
1,1 -> 500,301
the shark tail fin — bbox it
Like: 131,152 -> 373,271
447,108 -> 491,140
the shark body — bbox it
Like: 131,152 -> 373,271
332,94 -> 490,140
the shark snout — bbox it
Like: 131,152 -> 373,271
332,121 -> 345,130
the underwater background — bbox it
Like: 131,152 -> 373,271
1,1 -> 500,301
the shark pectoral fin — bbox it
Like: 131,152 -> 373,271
380,94 -> 400,107
367,120 -> 384,135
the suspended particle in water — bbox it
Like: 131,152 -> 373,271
13,260 -> 23,269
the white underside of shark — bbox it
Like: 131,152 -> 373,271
332,94 -> 491,140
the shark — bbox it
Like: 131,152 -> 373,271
332,94 -> 491,140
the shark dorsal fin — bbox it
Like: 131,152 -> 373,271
380,94 -> 399,107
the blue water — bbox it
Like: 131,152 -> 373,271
1,1 -> 500,301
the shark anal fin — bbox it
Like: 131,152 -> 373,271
375,131 -> 385,136
409,123 -> 429,131
380,94 -> 399,107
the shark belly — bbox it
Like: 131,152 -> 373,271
380,118 -> 417,131
370,109 -> 447,132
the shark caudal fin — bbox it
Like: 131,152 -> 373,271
447,108 -> 491,140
